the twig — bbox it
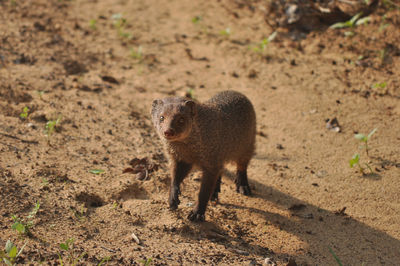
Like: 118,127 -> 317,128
0,132 -> 39,144
100,246 -> 117,253
0,141 -> 21,151
384,0 -> 400,8
338,0 -> 357,5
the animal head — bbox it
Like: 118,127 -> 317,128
151,97 -> 196,142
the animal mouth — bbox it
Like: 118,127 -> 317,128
163,134 -> 179,141
163,133 -> 185,142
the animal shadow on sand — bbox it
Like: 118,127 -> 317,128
214,169 -> 400,264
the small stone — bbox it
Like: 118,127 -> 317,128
264,257 -> 276,265
316,170 -> 327,178
326,117 -> 341,132
131,232 -> 140,244
276,144 -> 284,150
235,249 -> 249,256
136,170 -> 148,181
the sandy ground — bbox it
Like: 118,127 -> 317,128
0,0 -> 399,265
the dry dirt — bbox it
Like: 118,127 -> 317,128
1,0 -> 400,265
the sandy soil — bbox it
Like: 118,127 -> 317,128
1,0 -> 399,265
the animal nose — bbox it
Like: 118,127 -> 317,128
164,129 -> 175,137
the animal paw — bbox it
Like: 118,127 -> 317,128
168,194 -> 180,210
237,185 -> 252,196
187,210 -> 205,222
169,186 -> 181,210
169,200 -> 180,210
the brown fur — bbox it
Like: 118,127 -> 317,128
151,90 -> 256,221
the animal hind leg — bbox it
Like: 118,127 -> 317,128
188,168 -> 219,222
235,160 -> 251,196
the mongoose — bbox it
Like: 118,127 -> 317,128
151,90 -> 256,222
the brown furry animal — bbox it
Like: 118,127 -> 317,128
151,90 -> 256,221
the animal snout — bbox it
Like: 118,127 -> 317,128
164,129 -> 175,137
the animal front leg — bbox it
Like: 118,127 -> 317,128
169,161 -> 192,210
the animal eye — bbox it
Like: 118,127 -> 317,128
160,116 -> 164,122
179,118 -> 185,124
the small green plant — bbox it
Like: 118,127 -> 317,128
130,46 -> 143,60
330,12 -> 370,29
355,128 -> 377,156
112,201 -> 119,209
185,88 -> 195,99
219,27 -> 231,36
59,238 -> 74,252
372,82 -> 387,93
44,115 -> 62,138
379,48 -> 388,64
111,13 -> 132,39
0,240 -> 27,266
89,169 -> 105,175
349,128 -> 377,175
41,178 -> 49,187
12,201 -> 40,236
19,107 -> 29,119
328,247 -> 343,266
98,256 -> 111,266
349,153 -> 373,175
250,31 -> 277,53
36,90 -> 45,100
191,16 -> 202,24
379,14 -> 389,32
89,19 -> 97,30
58,238 -> 87,266
372,82 -> 387,89
139,258 -> 152,266
382,0 -> 400,9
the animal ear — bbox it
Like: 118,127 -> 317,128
185,100 -> 196,116
151,99 -> 163,115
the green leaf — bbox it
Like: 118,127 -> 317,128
344,31 -> 355,37
59,243 -> 69,251
330,12 -> 363,29
367,128 -> 377,139
89,19 -> 97,30
354,133 -> 367,142
98,256 -> 111,266
356,16 -> 371,25
89,169 -> 105,175
60,238 -> 74,251
349,12 -> 363,25
5,240 -> 14,253
191,16 -> 202,24
372,82 -> 386,89
58,253 -> 64,266
328,247 -> 343,266
27,202 -> 40,221
219,28 -> 231,36
8,246 -> 17,259
13,223 -> 26,234
130,46 -> 143,60
349,154 -> 360,168
20,107 -> 29,118
330,22 -> 348,29
3,258 -> 12,266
